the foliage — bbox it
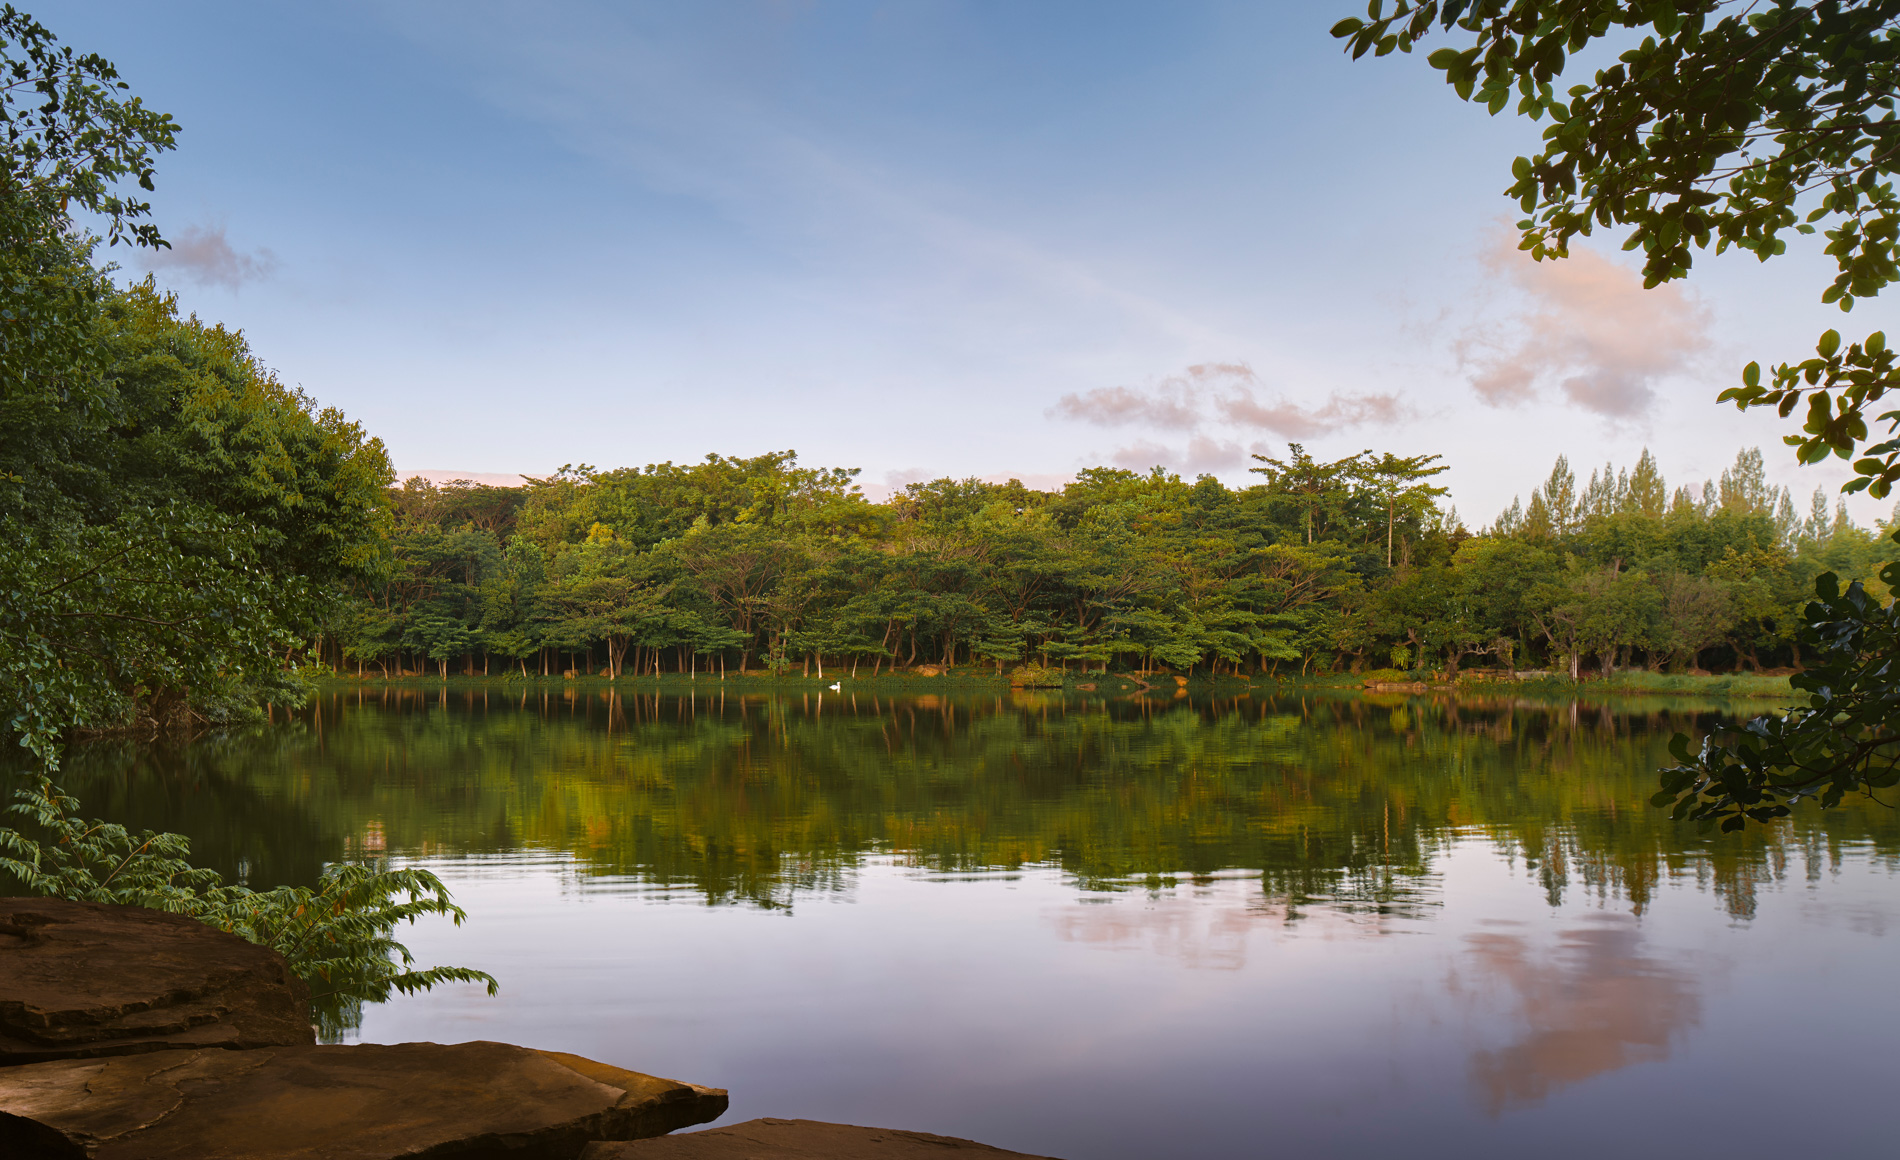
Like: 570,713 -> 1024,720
1656,532 -> 1900,829
3,5 -> 393,746
0,4 -> 177,247
0,9 -> 481,1023
0,776 -> 497,1024
0,505 -> 306,766
1333,0 -> 1900,494
335,445 -> 1889,689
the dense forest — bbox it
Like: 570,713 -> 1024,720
322,446 -> 1895,684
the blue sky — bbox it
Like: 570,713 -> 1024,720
44,0 -> 1889,523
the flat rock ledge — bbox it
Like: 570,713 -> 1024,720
581,1119 -> 1063,1159
0,1040 -> 728,1159
0,898 -> 315,1065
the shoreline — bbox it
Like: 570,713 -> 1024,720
310,670 -> 1798,701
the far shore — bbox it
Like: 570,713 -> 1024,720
312,668 -> 1798,701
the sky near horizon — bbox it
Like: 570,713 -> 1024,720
41,0 -> 1895,525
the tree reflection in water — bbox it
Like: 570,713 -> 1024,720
48,685 -> 1900,1144
58,685 -> 1897,922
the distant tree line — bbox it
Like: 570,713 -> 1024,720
322,445 -> 1895,682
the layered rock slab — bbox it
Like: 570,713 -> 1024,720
0,1040 -> 728,1159
581,1118 -> 1063,1159
0,898 -> 314,1065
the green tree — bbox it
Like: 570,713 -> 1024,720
1357,452 -> 1451,566
0,8 -> 485,1016
1249,444 -> 1370,545
1658,548 -> 1900,830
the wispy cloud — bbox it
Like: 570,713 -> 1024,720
145,223 -> 277,290
1051,361 -> 1408,472
1457,230 -> 1710,418
377,2 -> 1224,353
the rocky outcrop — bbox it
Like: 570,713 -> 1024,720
0,898 -> 314,1066
0,1040 -> 728,1159
580,1119 -> 1063,1159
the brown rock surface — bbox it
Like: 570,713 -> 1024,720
0,898 -> 315,1066
0,1040 -> 728,1159
580,1119 -> 1063,1159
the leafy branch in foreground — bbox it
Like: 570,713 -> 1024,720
1332,0 -> 1900,494
1655,531 -> 1900,830
1,2 -> 178,247
0,777 -> 497,1025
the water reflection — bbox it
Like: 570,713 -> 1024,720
52,687 -> 1900,1158
1462,915 -> 1699,1113
59,686 -> 1899,919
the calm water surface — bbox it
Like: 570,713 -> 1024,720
64,686 -> 1900,1159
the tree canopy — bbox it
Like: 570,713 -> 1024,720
0,8 -> 484,1022
325,445 -> 1893,690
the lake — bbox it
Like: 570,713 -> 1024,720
60,684 -> 1900,1159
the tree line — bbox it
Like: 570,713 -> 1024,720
324,444 -> 1895,683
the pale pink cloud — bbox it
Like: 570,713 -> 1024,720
399,469 -> 532,487
1053,362 -> 1406,440
1056,361 -> 1407,474
1107,439 -> 1179,471
144,223 -> 277,289
1458,231 -> 1711,418
867,468 -> 1076,501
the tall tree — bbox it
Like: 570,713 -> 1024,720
1357,451 -> 1451,566
1626,449 -> 1668,517
1249,444 -> 1370,545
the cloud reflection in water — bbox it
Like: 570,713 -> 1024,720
1462,915 -> 1699,1113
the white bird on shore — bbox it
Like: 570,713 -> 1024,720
829,682 -> 841,692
